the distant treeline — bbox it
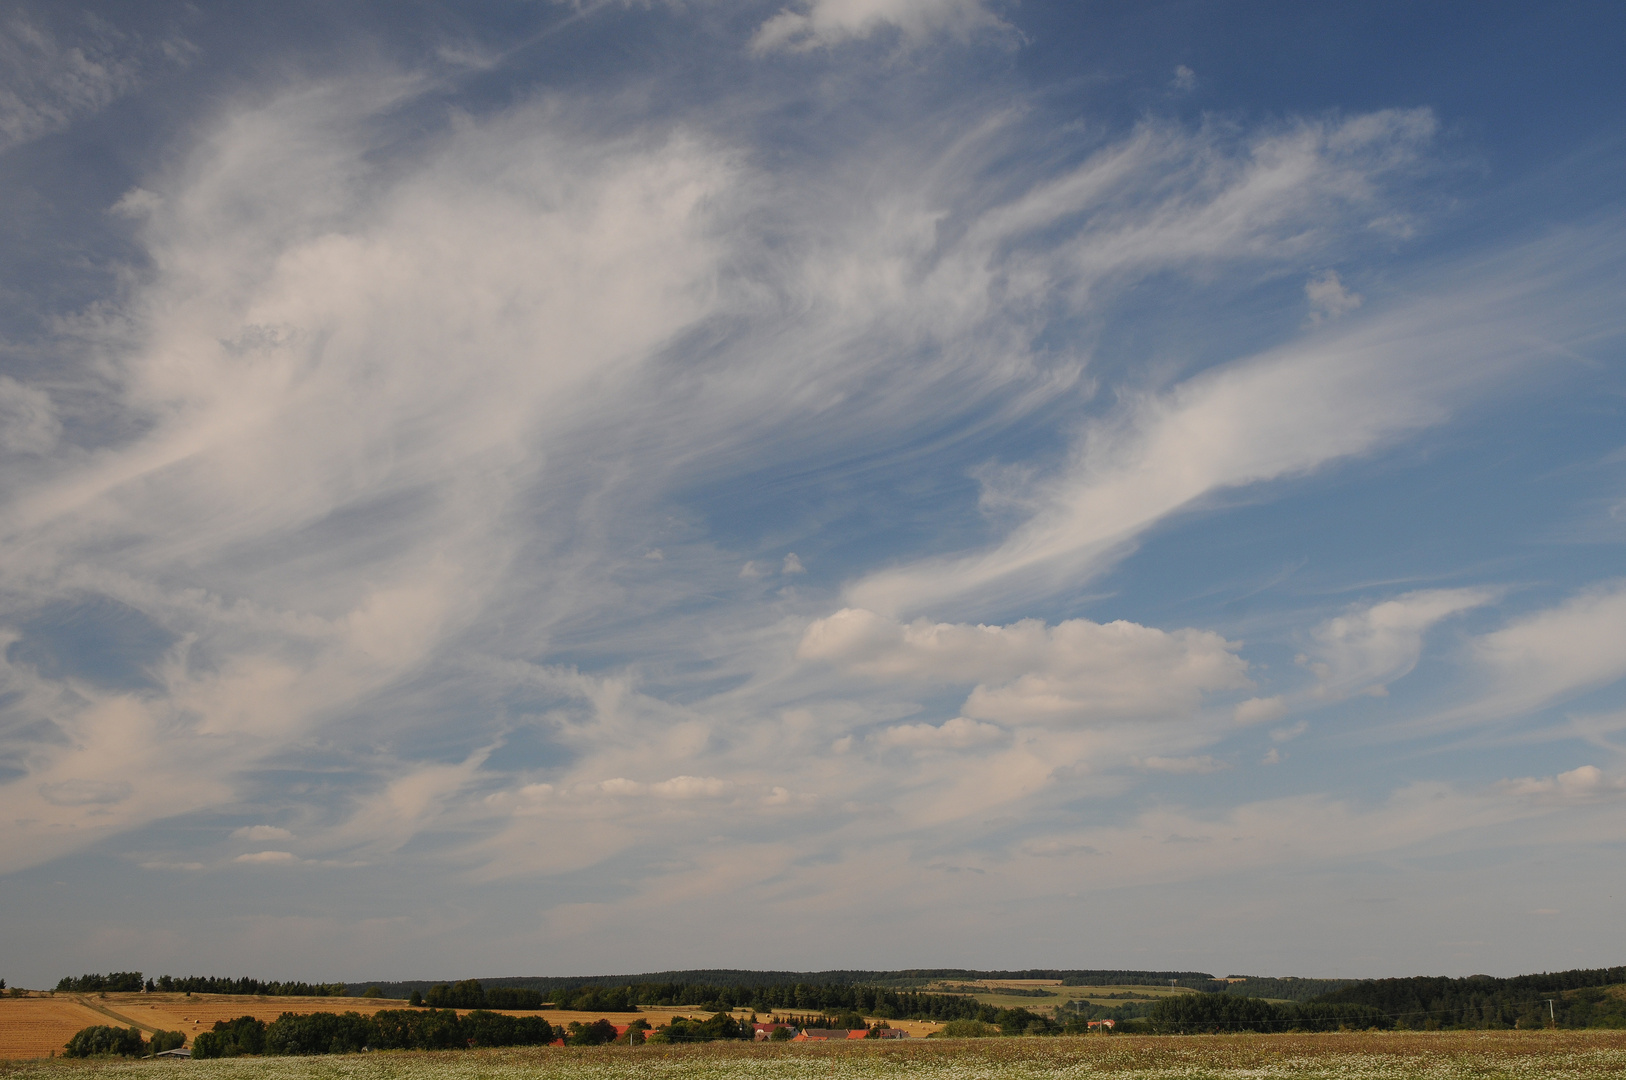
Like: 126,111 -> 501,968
1314,968 -> 1626,1030
56,973 -> 147,993
413,978 -> 1018,1021
535,980 -> 1036,1021
346,969 -> 1225,998
55,972 -> 346,996
420,980 -> 545,1010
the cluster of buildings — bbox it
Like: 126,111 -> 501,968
750,1022 -> 907,1041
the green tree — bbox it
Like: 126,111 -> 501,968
63,1025 -> 147,1057
565,1019 -> 618,1045
190,1016 -> 268,1058
150,1030 -> 186,1054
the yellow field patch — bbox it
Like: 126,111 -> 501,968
0,997 -> 115,1060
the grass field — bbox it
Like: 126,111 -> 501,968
0,1031 -> 1622,1079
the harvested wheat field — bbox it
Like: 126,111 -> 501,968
3,1030 -> 1626,1079
0,998 -> 112,1061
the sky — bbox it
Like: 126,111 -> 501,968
0,0 -> 1624,989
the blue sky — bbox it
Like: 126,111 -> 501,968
1,0 -> 1624,988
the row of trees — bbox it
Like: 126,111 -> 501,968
62,1026 -> 185,1058
192,1010 -> 560,1056
56,973 -> 146,993
54,972 -> 346,996
414,980 -> 544,1010
520,980 -> 1017,1020
187,1009 -> 772,1055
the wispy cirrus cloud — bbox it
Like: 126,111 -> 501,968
0,14 -> 187,153
751,0 -> 1010,53
1,7 -> 1624,986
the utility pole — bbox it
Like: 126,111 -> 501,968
1547,999 -> 1555,1024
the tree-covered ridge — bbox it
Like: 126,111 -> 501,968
1309,968 -> 1626,1029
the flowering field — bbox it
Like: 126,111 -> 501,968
3,1032 -> 1626,1080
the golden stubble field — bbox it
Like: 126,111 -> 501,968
0,999 -> 110,1062
1,1031 -> 1624,1079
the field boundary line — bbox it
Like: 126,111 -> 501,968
64,996 -> 156,1035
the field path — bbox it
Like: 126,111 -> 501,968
59,997 -> 156,1035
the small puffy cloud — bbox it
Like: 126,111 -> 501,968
872,716 -> 1006,750
1299,588 -> 1493,700
1134,754 -> 1228,774
231,825 -> 293,841
1234,695 -> 1288,724
234,850 -> 297,864
1171,65 -> 1196,92
1501,765 -> 1625,801
1261,748 -> 1281,765
644,549 -> 664,561
1306,270 -> 1362,322
740,561 -> 766,579
799,608 -> 1250,726
751,0 -> 1008,53
782,552 -> 805,574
